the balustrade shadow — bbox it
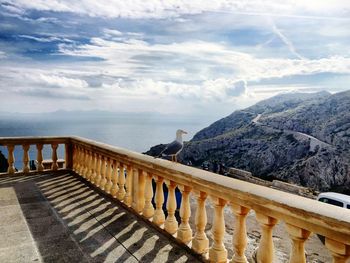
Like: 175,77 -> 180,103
0,172 -> 202,262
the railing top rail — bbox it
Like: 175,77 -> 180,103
0,136 -> 70,145
70,136 -> 350,244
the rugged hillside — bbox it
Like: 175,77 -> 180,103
192,91 -> 331,141
259,90 -> 350,150
148,90 -> 350,193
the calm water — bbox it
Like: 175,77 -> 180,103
0,115 -> 210,169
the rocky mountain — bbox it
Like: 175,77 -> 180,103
146,90 -> 350,193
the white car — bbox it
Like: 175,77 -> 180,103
317,192 -> 350,209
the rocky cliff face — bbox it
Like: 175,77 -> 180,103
147,90 -> 350,193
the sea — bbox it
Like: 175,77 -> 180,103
0,113 -> 212,170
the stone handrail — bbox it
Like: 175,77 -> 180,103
1,136 -> 350,262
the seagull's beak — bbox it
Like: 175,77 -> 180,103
182,130 -> 188,134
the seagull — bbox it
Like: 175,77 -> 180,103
158,129 -> 187,162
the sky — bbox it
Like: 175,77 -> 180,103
0,0 -> 350,118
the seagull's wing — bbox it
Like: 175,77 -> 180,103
160,140 -> 183,156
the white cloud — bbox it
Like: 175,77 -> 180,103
103,29 -> 123,37
19,34 -> 74,43
0,51 -> 6,59
3,0 -> 350,19
58,37 -> 350,83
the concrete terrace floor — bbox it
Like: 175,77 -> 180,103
0,171 -> 203,263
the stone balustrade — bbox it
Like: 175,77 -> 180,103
0,136 -> 71,174
1,136 -> 350,263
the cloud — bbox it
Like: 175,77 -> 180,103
21,88 -> 90,100
103,29 -> 123,37
58,37 -> 350,83
19,34 -> 74,43
0,68 -> 90,100
3,0 -> 350,19
1,0 -> 350,116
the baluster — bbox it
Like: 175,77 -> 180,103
164,180 -> 178,234
110,160 -> 119,197
256,213 -> 278,263
79,148 -> 87,177
51,143 -> 58,170
230,203 -> 250,263
90,152 -> 98,184
135,169 -> 146,213
325,238 -> 350,263
75,146 -> 81,172
81,149 -> 87,178
285,224 -> 310,263
177,185 -> 192,244
152,176 -> 165,226
22,144 -> 30,173
7,145 -> 15,174
209,197 -> 227,263
117,163 -> 126,200
94,154 -> 102,187
86,150 -> 93,181
64,142 -> 72,169
36,144 -> 44,172
72,145 -> 77,171
83,149 -> 90,178
99,156 -> 107,190
104,158 -> 113,194
78,147 -> 85,174
82,148 -> 88,176
124,164 -> 133,206
142,172 -> 154,219
192,191 -> 209,254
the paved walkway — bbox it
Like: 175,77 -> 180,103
0,172 -> 202,263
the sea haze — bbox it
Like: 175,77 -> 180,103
0,111 -> 211,169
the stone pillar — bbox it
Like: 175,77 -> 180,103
134,169 -> 146,213
51,143 -> 58,171
192,191 -> 209,254
94,154 -> 102,187
230,203 -> 250,263
74,146 -> 81,172
286,223 -> 310,263
177,185 -> 192,244
152,176 -> 165,226
22,144 -> 30,173
142,172 -> 155,219
325,238 -> 350,263
110,159 -> 119,198
36,144 -> 44,172
124,164 -> 133,206
99,156 -> 107,190
209,197 -> 227,263
83,150 -> 89,178
64,142 -> 73,170
90,152 -> 97,184
78,147 -> 85,175
117,163 -> 126,200
256,213 -> 278,263
104,158 -> 113,194
164,180 -> 178,235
